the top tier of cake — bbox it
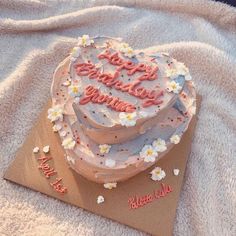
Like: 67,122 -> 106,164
69,36 -> 189,144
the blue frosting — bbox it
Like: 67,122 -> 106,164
173,75 -> 185,87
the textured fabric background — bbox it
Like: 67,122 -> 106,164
0,0 -> 236,235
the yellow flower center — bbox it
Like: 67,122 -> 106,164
147,149 -> 153,156
171,83 -> 177,89
82,37 -> 87,45
72,87 -> 78,93
155,170 -> 161,175
126,114 -> 133,120
127,48 -> 133,54
52,111 -> 59,117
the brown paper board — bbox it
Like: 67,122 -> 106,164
4,96 -> 201,236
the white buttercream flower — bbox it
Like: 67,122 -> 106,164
62,137 -> 76,150
152,138 -> 167,152
119,43 -> 130,53
70,47 -> 81,62
53,123 -> 62,132
99,144 -> 111,154
43,145 -> 50,153
33,146 -> 39,153
173,169 -> 180,176
105,159 -> 116,168
97,195 -> 105,204
119,112 -> 137,127
78,35 -> 94,47
166,81 -> 182,94
165,62 -> 189,79
66,155 -> 75,165
119,43 -> 135,58
170,134 -> 181,144
150,167 -> 166,181
140,145 -> 158,163
68,84 -> 82,98
176,62 -> 189,76
47,105 -> 64,122
104,182 -> 117,189
165,67 -> 179,78
124,47 -> 135,58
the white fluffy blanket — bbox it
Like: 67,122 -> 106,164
0,0 -> 235,235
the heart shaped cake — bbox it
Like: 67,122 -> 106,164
49,35 -> 196,185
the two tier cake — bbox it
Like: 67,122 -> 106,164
48,35 -> 196,186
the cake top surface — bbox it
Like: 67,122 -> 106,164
68,36 -> 188,129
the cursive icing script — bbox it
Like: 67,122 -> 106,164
97,50 -> 158,81
128,183 -> 172,209
79,85 -> 136,112
37,156 -> 67,194
74,49 -> 164,111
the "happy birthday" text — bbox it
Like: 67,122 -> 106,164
74,49 -> 164,111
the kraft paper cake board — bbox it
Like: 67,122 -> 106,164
4,96 -> 201,236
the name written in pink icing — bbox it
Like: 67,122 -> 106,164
37,156 -> 68,194
128,183 -> 172,209
79,85 -> 136,112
